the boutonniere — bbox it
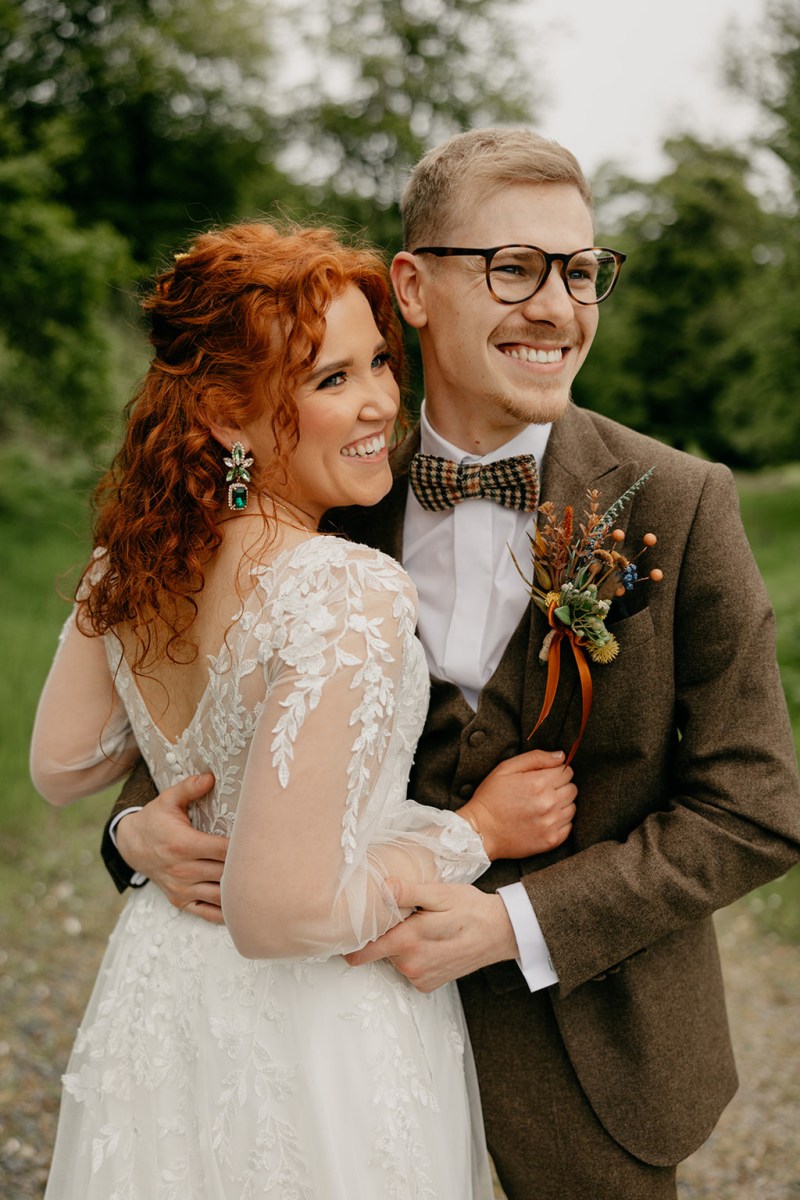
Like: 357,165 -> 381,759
511,469 -> 662,762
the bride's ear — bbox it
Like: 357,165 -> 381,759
207,420 -> 250,454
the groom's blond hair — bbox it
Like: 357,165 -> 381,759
401,127 -> 593,249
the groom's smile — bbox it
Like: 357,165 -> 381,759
500,343 -> 565,364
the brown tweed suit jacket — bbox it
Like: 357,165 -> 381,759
330,401 -> 800,1167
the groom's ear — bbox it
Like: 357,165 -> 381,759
390,252 -> 429,330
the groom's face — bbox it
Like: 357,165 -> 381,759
399,181 -> 599,453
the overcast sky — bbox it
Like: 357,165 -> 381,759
532,0 -> 769,181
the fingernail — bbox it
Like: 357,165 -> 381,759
551,751 -> 565,760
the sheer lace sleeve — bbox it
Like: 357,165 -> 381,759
221,541 -> 489,959
30,608 -> 140,806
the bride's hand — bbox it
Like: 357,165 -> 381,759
458,749 -> 576,861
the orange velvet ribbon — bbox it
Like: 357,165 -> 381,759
528,599 -> 594,764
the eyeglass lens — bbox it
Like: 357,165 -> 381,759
488,247 -> 619,304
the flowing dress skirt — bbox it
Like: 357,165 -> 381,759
45,885 -> 492,1200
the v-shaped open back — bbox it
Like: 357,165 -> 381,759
109,535 -> 315,746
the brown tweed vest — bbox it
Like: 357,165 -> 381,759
409,608 -> 559,995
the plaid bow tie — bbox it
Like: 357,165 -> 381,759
409,452 -> 539,513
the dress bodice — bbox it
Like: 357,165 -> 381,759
103,536 -> 488,958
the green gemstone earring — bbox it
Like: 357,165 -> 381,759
224,442 -> 254,511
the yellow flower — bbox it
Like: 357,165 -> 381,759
588,635 -> 620,664
544,590 -> 561,608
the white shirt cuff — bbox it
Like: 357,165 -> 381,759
109,807 -> 148,887
498,881 -> 559,992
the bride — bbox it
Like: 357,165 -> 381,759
31,221 -> 576,1199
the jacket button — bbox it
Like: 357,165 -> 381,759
468,730 -> 486,747
459,784 -> 474,799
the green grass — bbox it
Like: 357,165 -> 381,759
2,446 -> 799,937
0,441 -> 110,851
736,465 -> 800,750
733,466 -> 800,941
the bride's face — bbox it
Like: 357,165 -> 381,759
277,285 -> 400,523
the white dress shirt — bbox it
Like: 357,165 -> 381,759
403,405 -> 558,991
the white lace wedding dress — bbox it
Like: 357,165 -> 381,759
32,537 -> 494,1200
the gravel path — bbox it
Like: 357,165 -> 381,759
676,906 -> 800,1200
1,843 -> 798,1199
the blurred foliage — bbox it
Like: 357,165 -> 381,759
715,1 -> 800,465
1,0 -> 799,462
577,0 -> 800,466
1,0 -> 538,446
0,0 -> 293,450
0,0 -> 291,262
577,136 -> 783,465
0,105 -> 135,444
726,0 -> 800,202
0,437 -> 93,842
280,0 -> 538,242
736,467 -> 800,751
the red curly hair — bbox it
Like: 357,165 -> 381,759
78,221 -> 405,667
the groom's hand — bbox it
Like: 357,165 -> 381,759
115,773 -> 229,925
345,879 -> 518,992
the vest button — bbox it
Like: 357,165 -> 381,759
458,784 -> 474,799
468,729 -> 486,747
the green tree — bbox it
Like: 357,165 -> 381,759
576,136 -> 772,463
279,0 -> 540,248
0,107 -> 134,445
1,0 -> 544,439
717,0 -> 800,464
0,0 -> 290,263
726,0 -> 800,202
0,0 -> 299,445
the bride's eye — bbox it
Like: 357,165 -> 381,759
318,370 -> 347,390
372,351 -> 391,370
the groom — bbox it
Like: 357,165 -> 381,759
103,128 -> 800,1199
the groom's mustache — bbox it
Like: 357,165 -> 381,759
492,322 -> 581,348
